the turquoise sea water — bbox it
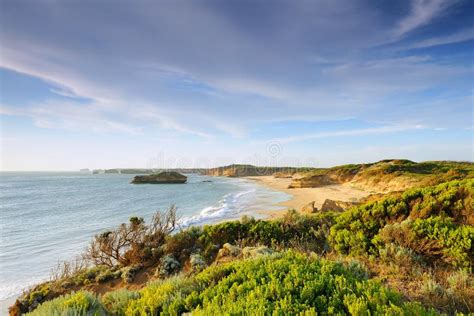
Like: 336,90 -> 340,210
0,172 -> 290,301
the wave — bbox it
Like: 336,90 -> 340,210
179,188 -> 256,227
0,276 -> 48,301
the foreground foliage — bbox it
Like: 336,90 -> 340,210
28,252 -> 435,315
25,291 -> 104,316
330,179 -> 473,267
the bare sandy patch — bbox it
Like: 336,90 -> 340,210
245,176 -> 371,218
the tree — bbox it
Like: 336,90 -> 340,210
84,206 -> 178,267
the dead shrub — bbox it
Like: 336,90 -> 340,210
84,206 -> 178,268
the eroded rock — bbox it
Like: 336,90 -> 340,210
301,201 -> 318,213
321,199 -> 359,212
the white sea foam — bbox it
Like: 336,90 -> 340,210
179,188 -> 256,227
0,276 -> 48,301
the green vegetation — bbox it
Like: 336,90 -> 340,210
294,160 -> 474,190
330,179 -> 473,267
101,290 -> 140,315
27,252 -> 435,316
26,291 -> 104,316
126,252 -> 434,315
15,177 -> 474,315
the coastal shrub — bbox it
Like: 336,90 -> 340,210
200,210 -> 334,257
329,179 -> 473,266
27,284 -> 51,307
241,245 -> 274,258
410,216 -> 473,267
377,242 -> 423,267
95,268 -> 116,283
164,226 -> 203,264
120,264 -> 143,284
50,257 -> 87,282
84,206 -> 178,268
73,265 -> 110,285
189,253 -> 206,271
375,216 -> 473,268
124,251 -> 435,315
162,210 -> 335,267
445,270 -> 473,311
416,270 -> 474,313
84,217 -> 147,267
26,291 -> 104,316
101,289 -> 140,315
155,255 -> 180,278
447,270 -> 470,290
126,275 -> 197,315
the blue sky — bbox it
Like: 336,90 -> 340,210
0,0 -> 473,170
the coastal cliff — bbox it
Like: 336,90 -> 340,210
203,164 -> 309,177
287,160 -> 473,192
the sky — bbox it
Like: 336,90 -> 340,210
0,0 -> 473,171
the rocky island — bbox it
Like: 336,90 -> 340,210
131,171 -> 187,184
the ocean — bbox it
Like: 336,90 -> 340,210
0,172 -> 290,303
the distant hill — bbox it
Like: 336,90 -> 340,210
91,160 -> 474,193
202,164 -> 312,177
289,160 -> 474,192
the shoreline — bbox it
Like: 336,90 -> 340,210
244,176 -> 371,218
1,296 -> 16,315
0,175 -> 370,314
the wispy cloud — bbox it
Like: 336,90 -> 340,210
392,0 -> 455,39
272,125 -> 425,144
49,88 -> 84,99
1,102 -> 143,135
0,0 -> 472,169
403,28 -> 474,49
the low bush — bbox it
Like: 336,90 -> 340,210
26,291 -> 104,315
166,210 -> 335,264
410,216 -> 473,267
329,179 -> 473,268
120,264 -> 143,284
101,289 -> 140,315
124,251 -> 434,315
73,265 -> 111,285
84,206 -> 178,268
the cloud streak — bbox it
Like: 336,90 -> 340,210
272,125 -> 425,144
392,0 -> 454,38
0,0 -> 472,169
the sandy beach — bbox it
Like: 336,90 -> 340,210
245,176 -> 371,218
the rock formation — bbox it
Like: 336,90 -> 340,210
131,171 -> 187,184
288,174 -> 335,188
301,201 -> 318,213
321,199 -> 359,212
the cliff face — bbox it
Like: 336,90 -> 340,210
320,199 -> 359,212
288,165 -> 363,188
203,164 -> 295,177
288,174 -> 336,188
131,172 -> 187,184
